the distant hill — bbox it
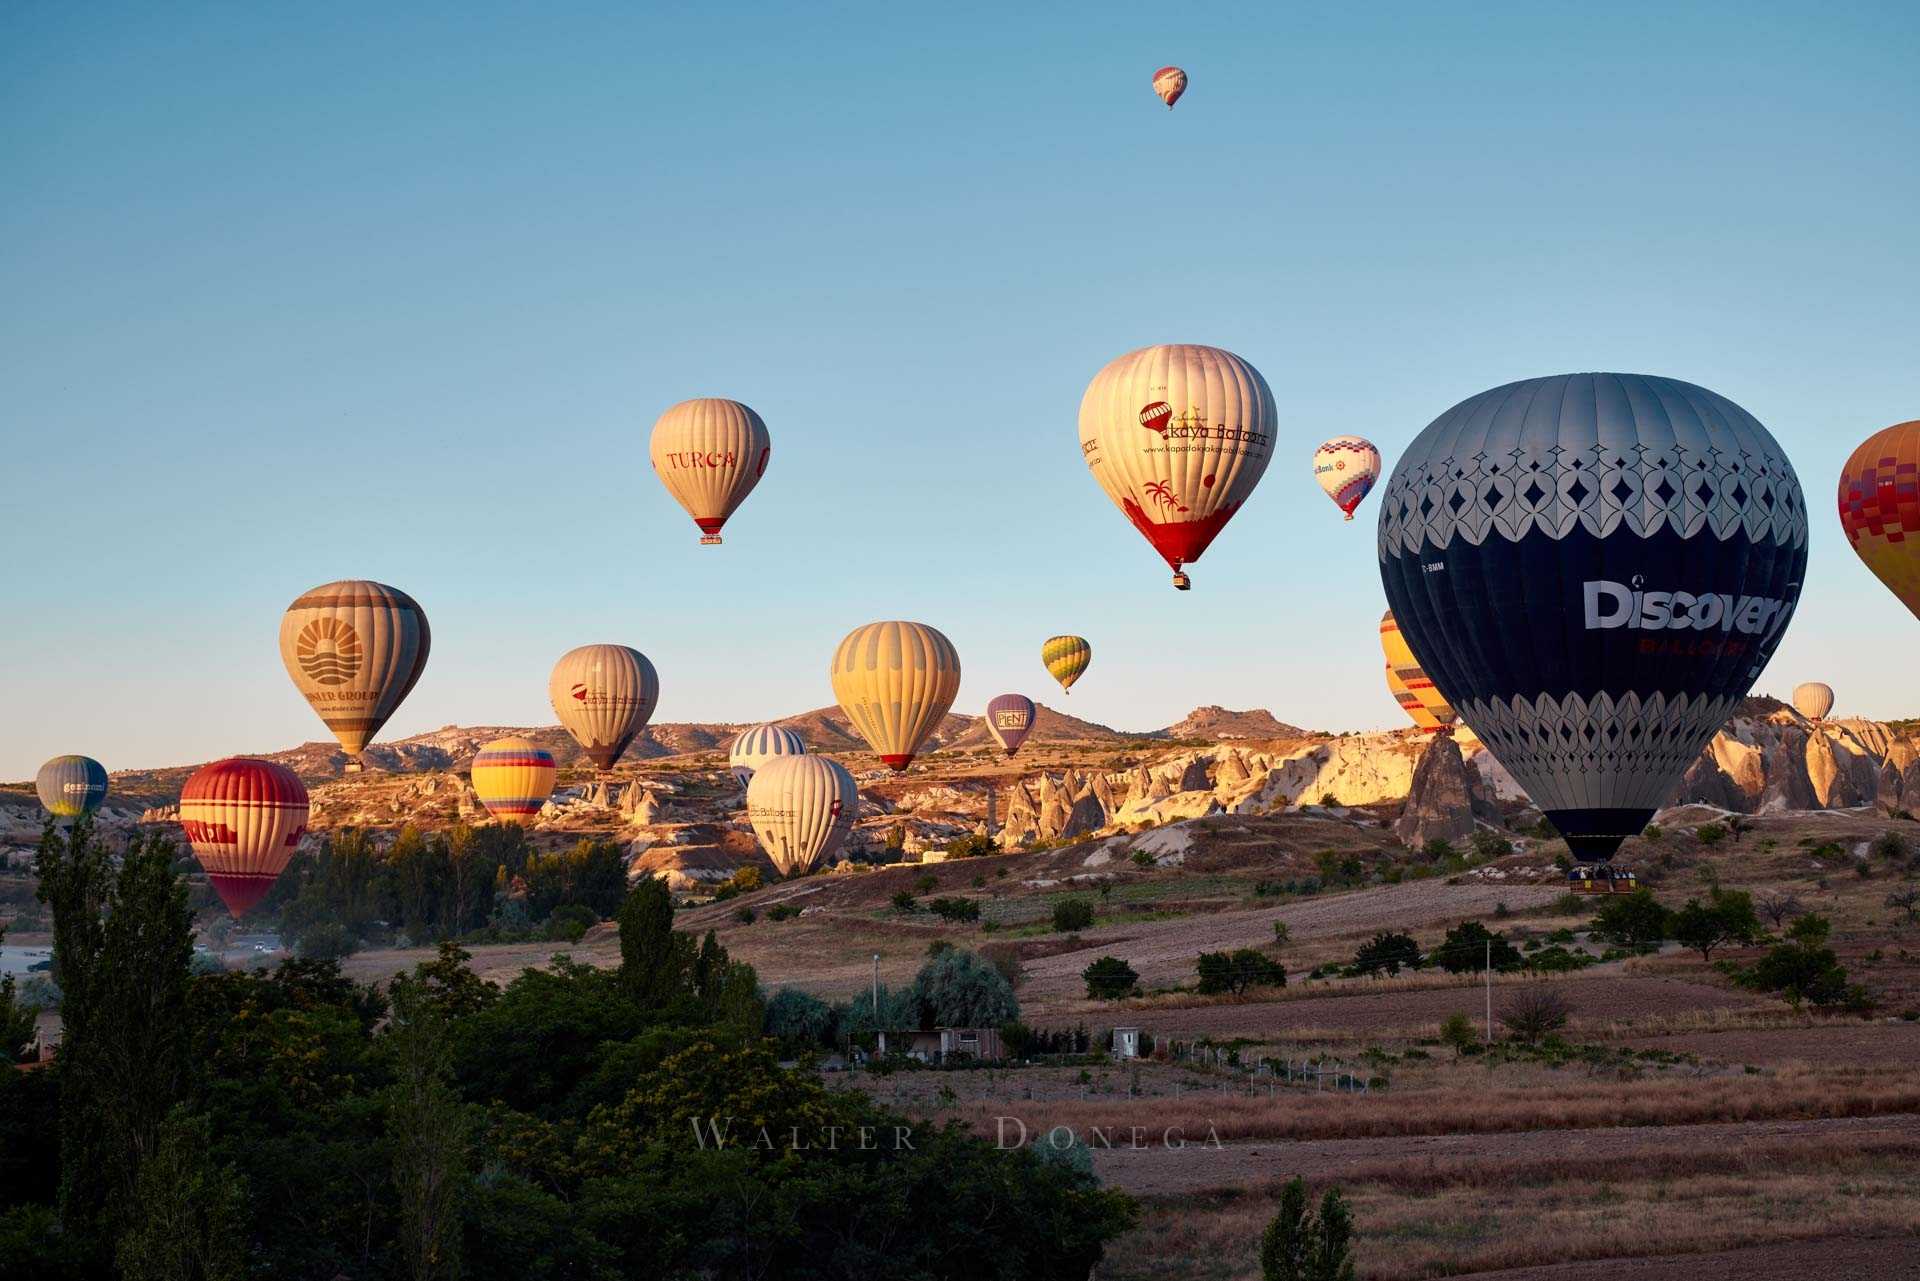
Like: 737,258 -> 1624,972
941,703 -> 1128,751
1157,705 -> 1306,741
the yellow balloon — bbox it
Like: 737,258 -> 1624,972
1041,635 -> 1091,694
470,736 -> 556,825
1379,610 -> 1455,732
830,621 -> 961,772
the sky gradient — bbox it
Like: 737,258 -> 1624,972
5,1 -> 1918,778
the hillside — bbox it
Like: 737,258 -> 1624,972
1157,705 -> 1307,741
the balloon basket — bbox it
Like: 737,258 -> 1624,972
1172,572 -> 1191,591
1566,866 -> 1637,895
699,534 -> 723,546
343,761 -> 364,775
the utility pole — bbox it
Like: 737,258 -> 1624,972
1484,938 -> 1493,1044
873,953 -> 882,1056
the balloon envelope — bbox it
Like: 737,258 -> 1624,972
36,755 -> 108,819
549,644 -> 659,770
728,723 -> 807,788
1042,635 -> 1092,693
1792,681 -> 1834,722
470,737 -> 556,824
985,694 -> 1037,757
1838,421 -> 1920,618
1379,610 -> 1456,732
1079,344 -> 1275,588
746,754 -> 858,876
279,580 -> 430,759
1152,65 -> 1188,109
1314,436 -> 1382,521
1378,373 -> 1807,864
180,758 -> 309,917
649,398 -> 771,544
831,621 -> 961,771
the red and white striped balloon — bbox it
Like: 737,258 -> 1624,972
179,758 -> 310,918
1312,436 -> 1382,521
1152,66 -> 1188,110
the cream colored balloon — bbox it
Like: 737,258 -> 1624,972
1792,681 -> 1834,722
1078,344 -> 1276,589
648,398 -> 771,544
746,754 -> 858,876
548,644 -> 659,771
830,620 -> 961,772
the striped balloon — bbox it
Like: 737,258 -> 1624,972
649,398 -> 771,545
985,694 -> 1037,757
279,580 -> 430,760
1379,610 -> 1456,732
470,737 -> 556,824
830,620 -> 962,772
1151,65 -> 1188,109
180,758 -> 309,918
727,723 -> 806,788
1313,436 -> 1382,521
1041,635 -> 1092,694
549,644 -> 659,770
1838,421 -> 1920,620
746,754 -> 859,876
36,755 -> 108,819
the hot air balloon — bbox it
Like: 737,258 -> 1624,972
279,580 -> 429,770
180,758 -> 309,917
1042,635 -> 1092,694
36,755 -> 108,819
649,398 -> 771,545
746,754 -> 858,876
1379,373 -> 1807,884
1151,65 -> 1187,109
1313,436 -> 1382,521
728,723 -> 806,788
549,644 -> 658,771
985,694 -> 1037,757
1079,344 -> 1275,589
1792,681 -> 1834,723
470,737 -> 556,824
1838,421 -> 1920,618
831,621 -> 961,772
1379,610 -> 1456,732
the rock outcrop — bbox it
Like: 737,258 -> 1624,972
1392,733 -> 1496,850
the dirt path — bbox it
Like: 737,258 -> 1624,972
1091,1112 -> 1920,1196
1450,1235 -> 1920,1279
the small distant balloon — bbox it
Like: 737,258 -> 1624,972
36,755 -> 108,819
179,758 -> 309,918
1792,681 -> 1834,722
728,723 -> 807,788
1152,66 -> 1188,109
470,737 -> 556,825
985,694 -> 1037,757
1042,635 -> 1092,694
1313,436 -> 1382,521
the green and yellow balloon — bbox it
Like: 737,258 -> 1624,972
1041,635 -> 1092,695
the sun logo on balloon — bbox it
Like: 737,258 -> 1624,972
295,619 -> 362,686
1143,480 -> 1189,514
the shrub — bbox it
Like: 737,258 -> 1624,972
711,866 -> 764,902
1499,987 -> 1571,1044
732,906 -> 757,925
1353,931 -> 1421,976
1082,956 -> 1139,1001
1439,1011 -> 1479,1057
1757,892 -> 1804,928
1671,888 -> 1762,961
1195,949 -> 1287,995
914,874 -> 937,894
1591,889 -> 1671,946
1259,1177 -> 1357,1281
763,987 -> 835,1054
545,902 -> 598,943
1435,921 -> 1522,973
1131,850 -> 1155,868
766,903 -> 801,922
295,922 -> 359,961
942,833 -> 997,859
927,896 -> 982,923
1053,898 -> 1096,933
1695,823 -> 1728,847
1420,838 -> 1456,863
1887,888 -> 1920,924
1741,914 -> 1862,1009
1527,945 -> 1596,973
1271,920 -> 1291,947
891,891 -> 919,914
1871,830 -> 1913,863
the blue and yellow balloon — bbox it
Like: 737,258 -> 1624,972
37,755 -> 108,819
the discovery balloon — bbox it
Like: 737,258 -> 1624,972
470,737 -> 556,825
1042,635 -> 1092,694
279,580 -> 430,765
1151,66 -> 1187,109
831,620 -> 961,771
549,644 -> 659,770
1378,373 -> 1807,871
649,398 -> 771,544
728,723 -> 806,788
1379,611 -> 1455,732
1313,436 -> 1382,521
1792,681 -> 1834,723
1079,344 -> 1275,589
180,758 -> 309,918
36,755 -> 108,819
1838,421 -> 1920,618
985,694 -> 1037,757
746,754 -> 858,876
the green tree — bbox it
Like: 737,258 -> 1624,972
910,948 -> 1019,1028
1195,949 -> 1287,995
1353,931 -> 1421,976
617,876 -> 692,1009
1591,888 -> 1672,946
1743,914 -> 1859,1008
1053,898 -> 1096,932
1672,888 -> 1763,962
36,822 -> 196,1254
1435,921 -> 1523,973
115,1108 -> 247,1281
1082,956 -> 1138,1000
1438,1011 -> 1479,1056
763,988 -> 835,1055
1259,1177 -> 1357,1281
387,978 -> 470,1281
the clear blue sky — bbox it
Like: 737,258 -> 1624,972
5,1 -> 1917,778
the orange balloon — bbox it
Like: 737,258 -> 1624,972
1839,421 -> 1920,618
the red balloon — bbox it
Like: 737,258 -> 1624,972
179,758 -> 310,917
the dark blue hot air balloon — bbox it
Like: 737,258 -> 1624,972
984,694 -> 1037,758
1377,374 -> 1807,879
36,755 -> 109,820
